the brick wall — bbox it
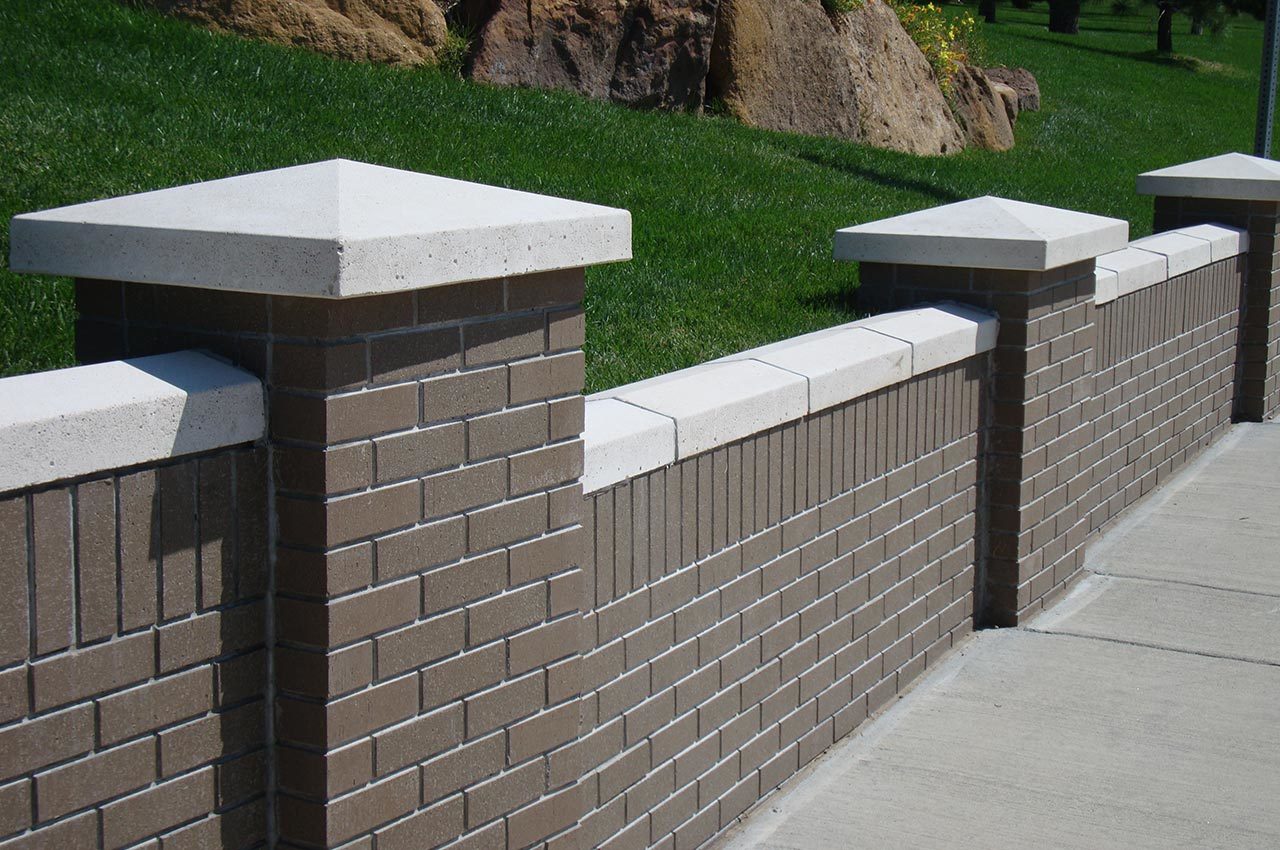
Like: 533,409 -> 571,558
0,446 -> 268,850
571,360 -> 983,850
1087,256 -> 1244,533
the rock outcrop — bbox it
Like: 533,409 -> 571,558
465,0 -> 720,111
148,0 -> 448,65
707,0 -> 963,156
983,66 -> 1041,112
950,64 -> 1015,152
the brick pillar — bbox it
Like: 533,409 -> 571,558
1139,153 -> 1280,421
10,160 -> 631,849
836,196 -> 1128,625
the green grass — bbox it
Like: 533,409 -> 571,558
0,0 -> 1273,390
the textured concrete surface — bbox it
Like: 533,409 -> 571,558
1138,151 -> 1280,201
717,422 -> 1280,850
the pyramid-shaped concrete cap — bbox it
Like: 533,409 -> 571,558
834,196 -> 1128,271
9,160 -> 632,298
1136,152 -> 1280,201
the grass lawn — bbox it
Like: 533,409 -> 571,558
0,0 -> 1273,391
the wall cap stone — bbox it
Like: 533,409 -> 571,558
583,304 -> 997,492
9,160 -> 632,298
833,196 -> 1128,271
1137,152 -> 1280,201
1095,225 -> 1247,305
0,350 -> 265,493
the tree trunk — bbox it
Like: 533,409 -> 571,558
1190,14 -> 1205,34
1048,0 -> 1081,33
1157,2 -> 1174,52
980,0 -> 997,23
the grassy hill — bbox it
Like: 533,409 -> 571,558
0,0 -> 1273,390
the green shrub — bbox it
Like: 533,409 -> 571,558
822,0 -> 861,14
436,25 -> 472,77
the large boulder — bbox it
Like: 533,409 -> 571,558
983,66 -> 1041,112
465,0 -> 720,111
950,64 -> 1015,152
147,0 -> 448,65
706,0 -> 963,155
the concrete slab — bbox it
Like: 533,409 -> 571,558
1034,575 -> 1280,665
1137,152 -> 1280,201
718,630 -> 1280,850
1089,423 -> 1280,596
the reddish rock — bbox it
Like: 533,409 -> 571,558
950,64 -> 1016,152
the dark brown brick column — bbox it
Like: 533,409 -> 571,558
837,196 -> 1128,626
1140,154 -> 1280,421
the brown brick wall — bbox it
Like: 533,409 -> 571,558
1087,256 -> 1243,533
570,359 -> 984,849
0,446 -> 269,850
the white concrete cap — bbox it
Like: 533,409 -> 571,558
857,304 -> 999,375
0,351 -> 265,493
1095,247 -> 1167,301
834,196 -> 1128,271
9,160 -> 632,298
1174,223 -> 1249,262
1094,267 -> 1119,304
723,327 -> 912,414
613,361 -> 808,460
1136,152 -> 1280,201
1130,231 -> 1213,278
582,399 -> 676,494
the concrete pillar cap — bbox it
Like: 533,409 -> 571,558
1137,152 -> 1280,202
834,195 -> 1127,272
9,159 -> 632,298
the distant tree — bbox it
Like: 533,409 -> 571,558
1115,0 -> 1265,53
980,0 -> 997,23
1048,0 -> 1082,32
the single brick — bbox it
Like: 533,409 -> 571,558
158,701 -> 264,776
422,366 -> 508,423
30,488 -> 73,655
468,492 -> 548,553
35,737 -> 155,821
279,767 -> 418,847
375,610 -> 466,679
277,738 -> 372,799
277,480 -> 420,548
156,601 -> 264,674
506,779 -> 587,848
277,673 -> 418,748
464,315 -> 545,367
508,700 -> 580,765
420,731 -> 505,803
100,766 -> 215,850
373,793 -> 465,850
468,404 -> 549,462
31,631 -> 154,712
465,670 -> 546,738
277,578 -> 419,648
376,516 -> 467,583
421,643 -> 505,709
509,440 -> 584,497
422,550 -> 508,614
417,277 -> 504,324
509,528 -> 580,586
374,422 -> 466,483
0,704 -> 93,783
274,442 -> 373,496
75,477 -> 118,643
507,269 -> 585,311
374,703 -> 464,775
468,584 -> 546,647
508,616 -> 582,676
370,326 -> 461,384
97,665 -> 213,746
465,758 -> 544,828
271,339 -> 367,391
509,351 -> 585,406
0,777 -> 30,837
0,497 -> 29,665
424,460 -> 508,520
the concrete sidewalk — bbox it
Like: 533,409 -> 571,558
717,423 -> 1280,850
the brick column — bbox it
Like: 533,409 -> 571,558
9,160 -> 631,849
1139,153 -> 1280,421
836,197 -> 1128,625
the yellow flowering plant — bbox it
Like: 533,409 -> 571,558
885,1 -> 979,96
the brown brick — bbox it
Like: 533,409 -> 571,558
418,278 -> 504,324
507,780 -> 587,848
468,404 -> 548,461
276,642 -> 370,700
0,778 -> 30,837
74,478 -> 118,643
158,701 -> 263,776
278,738 -> 372,799
424,460 -> 507,519
279,767 -> 418,846
547,307 -> 586,352
465,759 -> 544,828
0,666 -> 27,726
465,670 -> 545,738
158,463 -> 198,620
31,631 -> 154,712
196,455 -> 235,608
156,602 -> 263,674
35,737 -> 154,821
0,809 -> 97,849
100,766 -> 215,849
422,367 -> 508,423
370,326 -> 461,384
270,291 -> 414,338
274,443 -> 373,496
374,422 -> 465,483
376,516 -> 467,582
508,700 -> 580,765
271,340 -> 367,391
375,610 -> 466,679
97,665 -> 213,746
464,315 -> 545,367
421,643 -> 505,709
271,384 -> 419,444
374,703 -> 464,775
509,352 -> 584,406
284,673 -> 419,748
0,704 -> 93,783
422,550 -> 508,614
277,480 -> 420,548
507,269 -> 585,311
509,616 -> 581,676
276,543 -> 373,599
30,488 -> 73,655
0,497 -> 29,665
278,578 -> 419,648
548,396 -> 586,442
509,441 -> 584,496
469,584 -> 546,646
420,731 -> 505,803
374,794 -> 465,850
468,492 -> 548,553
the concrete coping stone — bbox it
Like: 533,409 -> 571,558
0,351 -> 265,494
1095,225 -> 1248,305
1136,152 -> 1280,201
9,159 -> 632,298
833,195 -> 1128,271
583,304 -> 997,493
